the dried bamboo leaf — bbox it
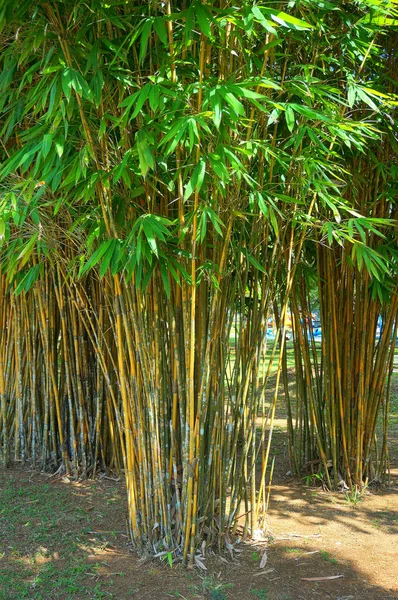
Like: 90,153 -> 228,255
253,568 -> 275,577
194,555 -> 207,571
301,575 -> 344,582
259,550 -> 268,569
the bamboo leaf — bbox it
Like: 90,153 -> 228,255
142,219 -> 159,257
100,239 -> 117,278
195,3 -> 213,37
270,11 -> 314,30
41,134 -> 52,159
356,87 -> 378,111
0,217 -> 5,241
132,85 -> 152,118
285,106 -> 295,132
222,90 -> 246,117
347,85 -> 356,108
184,159 -> 206,200
79,240 -> 113,276
17,232 -> 38,268
14,264 -> 42,294
154,17 -> 168,45
252,7 -> 277,34
241,248 -> 266,273
136,130 -> 155,177
139,19 -> 153,64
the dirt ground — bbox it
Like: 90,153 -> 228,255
1,461 -> 397,600
1,375 -> 397,599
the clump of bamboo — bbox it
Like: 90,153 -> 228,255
0,0 -> 397,563
285,27 -> 398,490
288,158 -> 397,488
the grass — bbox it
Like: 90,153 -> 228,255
285,548 -> 301,555
319,550 -> 338,565
226,343 -> 298,381
251,551 -> 260,562
0,474 -> 120,599
190,576 -> 234,600
344,484 -> 368,506
371,511 -> 398,533
389,373 -> 398,428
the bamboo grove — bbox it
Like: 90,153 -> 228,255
0,0 -> 397,562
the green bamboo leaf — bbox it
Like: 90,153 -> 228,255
41,134 -> 53,159
74,71 -> 92,101
269,207 -> 279,237
119,91 -> 140,109
61,68 -> 74,99
271,11 -> 314,30
47,78 -> 62,118
41,65 -> 63,75
236,87 -> 266,100
222,90 -> 245,117
267,108 -> 280,126
241,248 -> 266,273
17,232 -> 38,268
99,117 -> 107,139
149,85 -> 160,112
347,85 -> 356,108
195,3 -> 213,37
160,119 -> 188,155
362,87 -> 390,100
79,240 -> 113,276
354,220 -> 366,243
208,152 -> 229,181
14,264 -> 42,295
326,223 -> 334,246
139,19 -> 153,64
0,217 -> 5,241
251,6 -> 277,34
285,106 -> 295,132
154,17 -> 168,45
141,262 -> 155,291
256,193 -> 268,217
54,137 -> 64,158
198,210 -> 207,243
100,239 -> 117,278
224,148 -> 245,173
110,240 -> 123,276
132,85 -> 152,118
210,90 -> 222,128
356,87 -> 378,111
207,207 -> 224,236
142,219 -> 158,257
61,68 -> 92,101
136,130 -> 154,177
92,69 -> 104,107
113,150 -> 132,184
290,104 -> 328,121
184,159 -> 206,200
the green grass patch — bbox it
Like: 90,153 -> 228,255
0,474 -> 118,599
